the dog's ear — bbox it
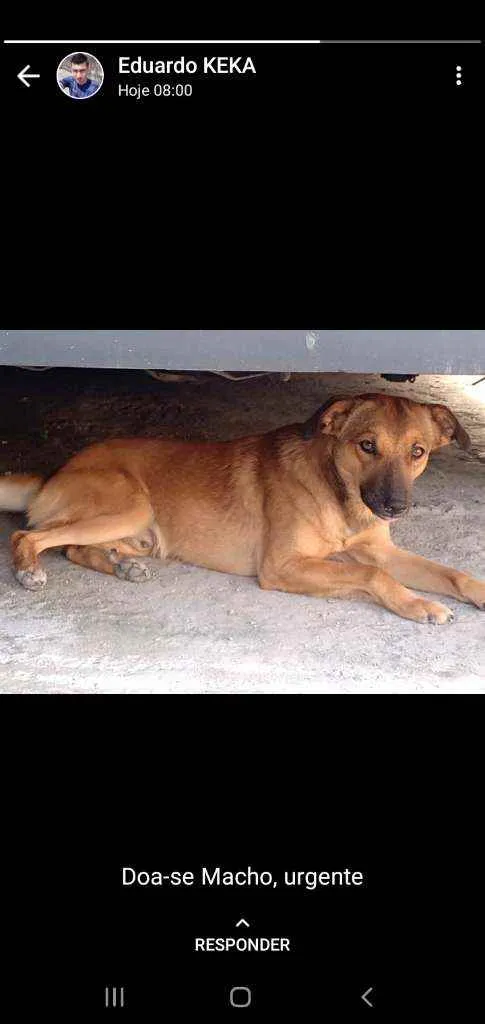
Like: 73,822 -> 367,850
427,403 -> 471,451
302,396 -> 360,440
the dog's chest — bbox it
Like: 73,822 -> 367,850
294,517 -> 366,559
297,502 -> 376,558
341,515 -> 376,542
341,501 -> 377,536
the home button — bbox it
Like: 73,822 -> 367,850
229,986 -> 252,1008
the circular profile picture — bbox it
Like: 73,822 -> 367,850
57,51 -> 104,99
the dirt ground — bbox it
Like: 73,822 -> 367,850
1,368 -> 484,694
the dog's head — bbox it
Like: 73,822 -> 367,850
303,393 -> 471,520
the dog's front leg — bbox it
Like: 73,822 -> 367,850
347,541 -> 485,610
259,555 -> 454,624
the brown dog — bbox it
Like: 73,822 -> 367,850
1,393 -> 484,623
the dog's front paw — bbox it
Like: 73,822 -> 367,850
405,598 -> 454,624
15,566 -> 47,591
114,558 -> 151,583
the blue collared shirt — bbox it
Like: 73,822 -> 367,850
60,76 -> 100,98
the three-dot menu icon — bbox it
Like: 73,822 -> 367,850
456,65 -> 462,86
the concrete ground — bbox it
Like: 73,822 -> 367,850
0,370 -> 484,693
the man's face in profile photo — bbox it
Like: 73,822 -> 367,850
71,59 -> 89,85
58,52 -> 102,98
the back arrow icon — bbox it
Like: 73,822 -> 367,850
361,986 -> 374,1007
18,65 -> 40,88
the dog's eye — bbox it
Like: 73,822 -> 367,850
411,445 -> 425,459
360,440 -> 376,454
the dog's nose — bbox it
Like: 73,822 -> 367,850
384,502 -> 407,517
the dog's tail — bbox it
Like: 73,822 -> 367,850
0,473 -> 44,512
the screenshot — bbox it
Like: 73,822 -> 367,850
1,32 -> 483,1018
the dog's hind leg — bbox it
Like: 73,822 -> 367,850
65,538 -> 153,582
11,500 -> 154,590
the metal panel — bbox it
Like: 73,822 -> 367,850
0,329 -> 483,372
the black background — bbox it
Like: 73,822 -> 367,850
2,30 -> 484,1019
3,698 -> 482,1017
3,36 -> 483,325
